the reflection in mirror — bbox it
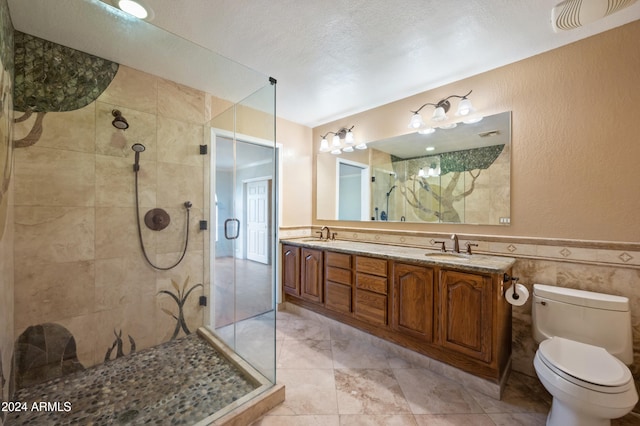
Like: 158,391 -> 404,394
316,111 -> 511,225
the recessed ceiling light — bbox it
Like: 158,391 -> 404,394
118,0 -> 148,19
426,146 -> 435,151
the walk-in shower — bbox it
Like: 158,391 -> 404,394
6,0 -> 281,423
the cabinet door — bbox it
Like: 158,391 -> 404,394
440,270 -> 492,362
301,248 -> 323,303
392,263 -> 434,341
282,245 -> 300,296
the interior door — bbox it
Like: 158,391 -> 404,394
246,179 -> 270,264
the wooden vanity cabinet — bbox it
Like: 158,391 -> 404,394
354,256 -> 389,326
300,248 -> 323,303
282,242 -> 512,385
439,270 -> 493,362
282,244 -> 300,296
324,251 -> 353,314
392,263 -> 434,342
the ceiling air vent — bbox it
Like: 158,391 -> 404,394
551,0 -> 638,31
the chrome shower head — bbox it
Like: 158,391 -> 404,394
112,109 -> 129,130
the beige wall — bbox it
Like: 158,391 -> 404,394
277,116 -> 313,227
301,21 -> 640,410
312,21 -> 640,243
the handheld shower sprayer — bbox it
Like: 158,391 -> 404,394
131,142 -> 191,270
131,143 -> 146,172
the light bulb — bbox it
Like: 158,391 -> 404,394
431,106 -> 447,122
408,113 -> 425,129
319,138 -> 330,152
345,129 -> 354,144
456,98 -> 473,116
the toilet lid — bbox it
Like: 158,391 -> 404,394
539,337 -> 632,387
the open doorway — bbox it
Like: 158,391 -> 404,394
336,158 -> 370,221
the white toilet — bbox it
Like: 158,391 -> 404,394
532,284 -> 638,426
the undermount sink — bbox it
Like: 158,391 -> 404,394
293,237 -> 334,243
424,252 -> 471,261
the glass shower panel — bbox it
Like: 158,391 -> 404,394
209,82 -> 276,384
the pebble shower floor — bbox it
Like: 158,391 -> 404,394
6,333 -> 259,425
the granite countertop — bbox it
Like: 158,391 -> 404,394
280,237 -> 516,274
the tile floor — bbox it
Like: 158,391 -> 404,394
251,305 -> 640,426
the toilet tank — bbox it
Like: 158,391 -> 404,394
532,284 -> 634,364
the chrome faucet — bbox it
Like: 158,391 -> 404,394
451,234 -> 460,253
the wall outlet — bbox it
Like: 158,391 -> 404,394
499,217 -> 511,224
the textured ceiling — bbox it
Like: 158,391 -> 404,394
7,0 -> 640,127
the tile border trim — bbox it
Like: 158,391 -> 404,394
279,226 -> 640,269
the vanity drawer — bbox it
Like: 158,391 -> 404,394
356,273 -> 387,295
326,251 -> 352,269
355,256 -> 387,277
355,289 -> 387,326
326,266 -> 352,285
325,282 -> 352,314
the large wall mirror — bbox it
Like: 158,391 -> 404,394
316,111 -> 511,225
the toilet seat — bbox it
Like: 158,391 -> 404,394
538,337 -> 633,394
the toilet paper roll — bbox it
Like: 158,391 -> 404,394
505,283 -> 529,306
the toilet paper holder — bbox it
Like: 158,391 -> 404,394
504,273 -> 521,300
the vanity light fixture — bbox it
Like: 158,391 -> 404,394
408,90 -> 479,130
319,125 -> 366,154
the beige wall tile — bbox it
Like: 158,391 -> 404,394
156,161 -> 204,208
157,117 -> 204,167
95,206 -> 156,260
14,260 -> 95,331
14,146 -> 95,207
96,154 -> 157,208
15,206 -> 95,264
95,102 -> 156,158
158,78 -> 206,124
13,104 -> 96,153
98,66 -> 158,115
94,256 -> 156,312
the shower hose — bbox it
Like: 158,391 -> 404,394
134,169 -> 190,270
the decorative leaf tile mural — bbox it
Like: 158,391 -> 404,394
12,31 -> 119,147
104,329 -> 137,362
14,324 -> 85,389
158,276 -> 203,340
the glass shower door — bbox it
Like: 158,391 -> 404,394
209,82 -> 276,384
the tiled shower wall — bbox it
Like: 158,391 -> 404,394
0,0 -> 15,420
12,63 -> 210,380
